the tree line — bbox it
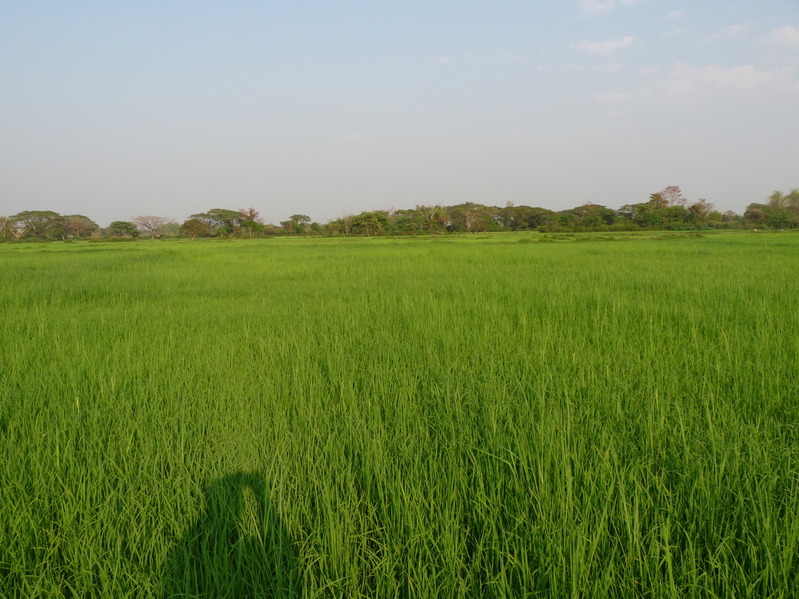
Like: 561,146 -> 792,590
2,187 -> 798,241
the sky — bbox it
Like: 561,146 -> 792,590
1,1 -> 797,227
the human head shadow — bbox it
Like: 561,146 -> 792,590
161,471 -> 300,598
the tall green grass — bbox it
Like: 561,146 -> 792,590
1,233 -> 798,597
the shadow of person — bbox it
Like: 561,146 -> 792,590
161,471 -> 300,598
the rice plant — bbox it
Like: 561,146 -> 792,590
1,232 -> 797,597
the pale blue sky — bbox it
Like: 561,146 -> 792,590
1,1 -> 797,226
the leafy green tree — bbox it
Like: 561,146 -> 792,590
206,209 -> 244,236
288,214 -> 311,235
498,205 -> 554,230
545,209 -> 578,232
391,209 -> 427,234
664,205 -> 689,225
180,218 -> 212,239
352,211 -> 389,236
446,203 -> 498,232
768,211 -> 791,229
744,190 -> 799,229
768,189 -> 799,227
324,215 -> 360,235
11,210 -> 65,239
239,208 -> 265,238
767,189 -> 798,210
108,221 -> 140,237
623,188 -> 694,229
744,204 -> 766,227
571,203 -> 617,230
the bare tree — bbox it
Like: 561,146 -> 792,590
132,215 -> 173,239
0,216 -> 15,239
660,185 -> 688,207
416,204 -> 448,234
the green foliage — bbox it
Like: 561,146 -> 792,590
180,217 -> 212,238
0,234 -> 798,596
351,211 -> 388,236
10,210 -> 65,239
744,189 -> 799,229
447,203 -> 499,232
108,220 -> 140,237
206,208 -> 245,236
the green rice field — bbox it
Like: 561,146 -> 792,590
1,232 -> 798,597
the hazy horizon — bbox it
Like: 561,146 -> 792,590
2,1 -> 797,228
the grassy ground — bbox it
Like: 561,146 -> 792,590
1,232 -> 798,597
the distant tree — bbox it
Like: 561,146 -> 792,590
109,221 -> 140,237
769,189 -> 799,226
63,215 -> 98,238
571,203 -> 617,229
446,203 -> 498,232
238,208 -> 265,238
498,205 -> 554,230
743,205 -> 765,226
352,211 -> 389,236
180,217 -> 212,239
768,190 -> 790,209
416,204 -> 448,234
289,214 -> 311,235
624,188 -> 694,229
342,215 -> 353,235
324,215 -> 358,235
744,189 -> 799,229
186,212 -> 214,234
616,204 -> 638,223
768,210 -> 792,229
660,185 -> 688,207
520,206 -> 555,230
194,209 -> 245,236
133,215 -> 173,238
635,201 -> 664,228
687,199 -> 714,225
0,216 -> 16,239
11,210 -> 65,239
261,223 -> 279,236
217,209 -> 244,235
648,192 -> 668,210
323,220 -> 342,235
391,209 -> 427,234
159,221 -> 181,237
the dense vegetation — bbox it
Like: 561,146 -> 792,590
2,187 -> 798,241
1,232 -> 797,597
